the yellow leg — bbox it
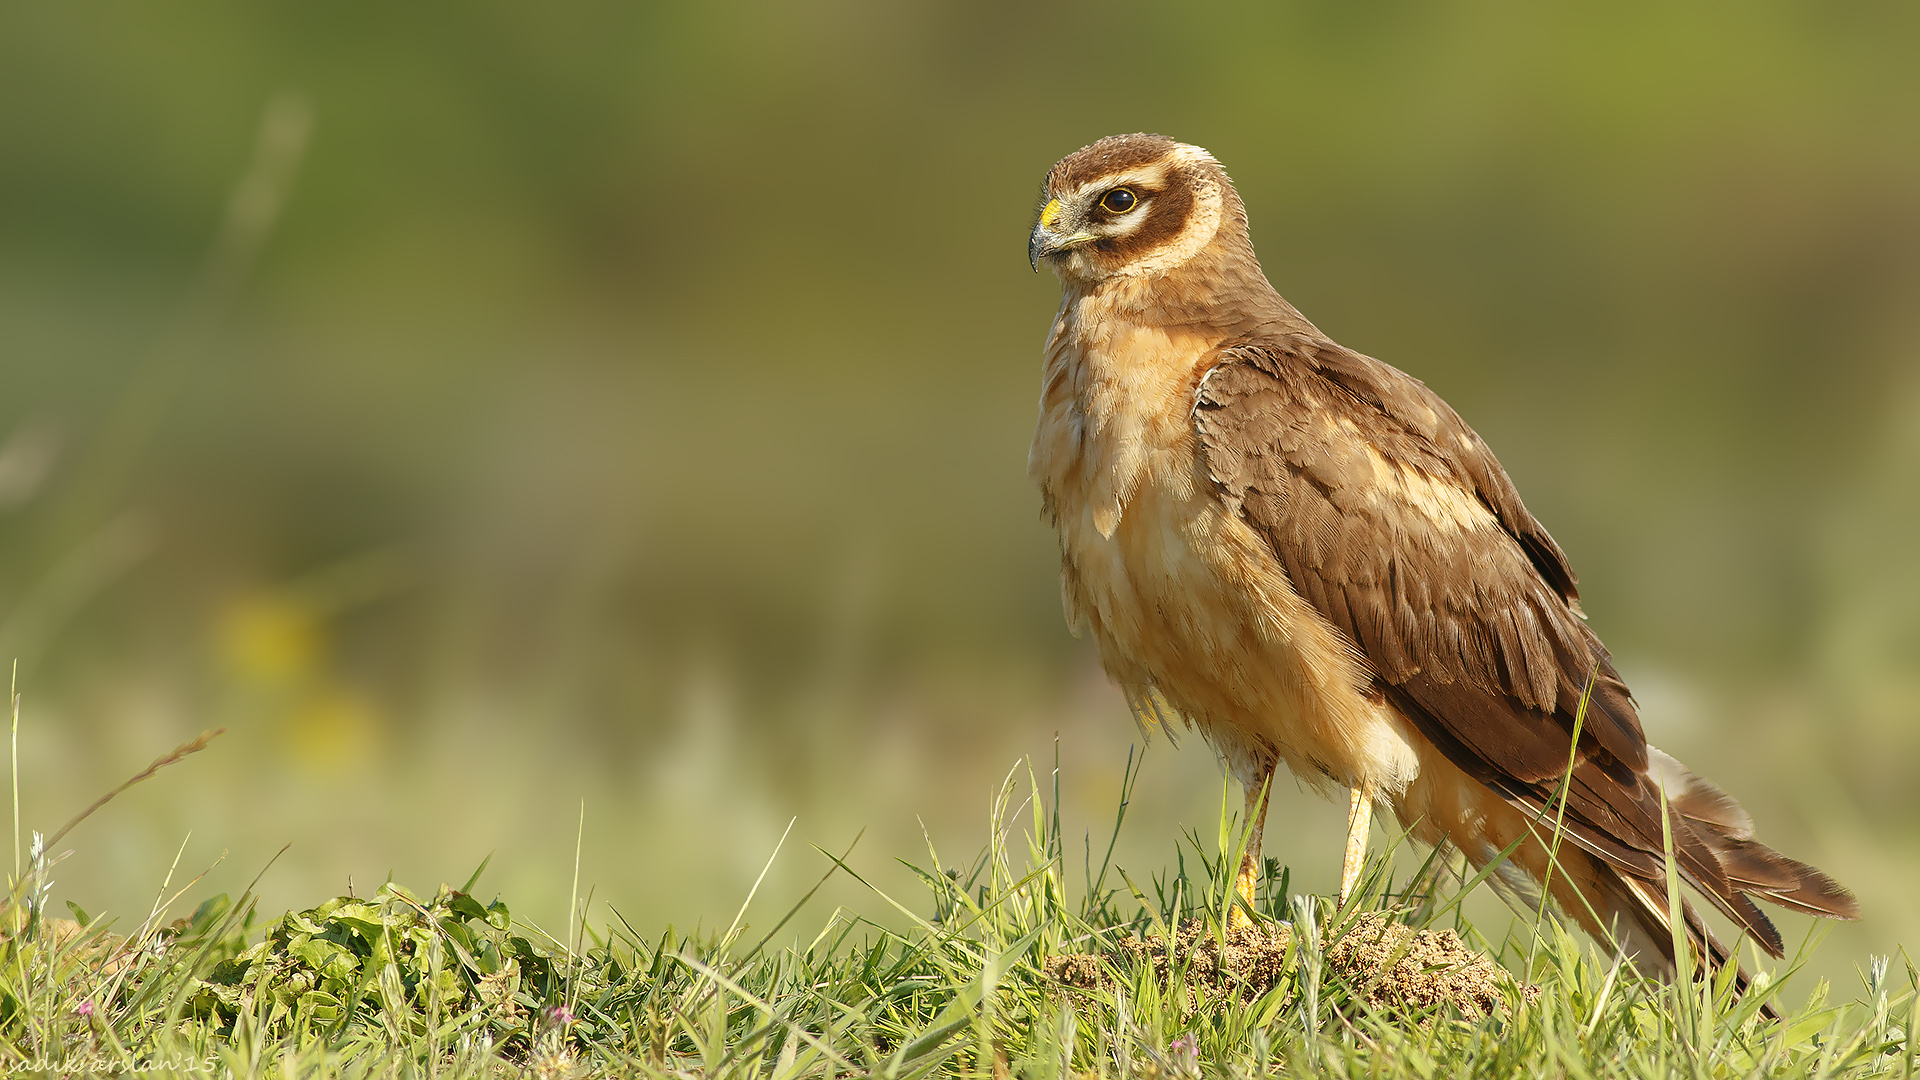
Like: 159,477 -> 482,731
1339,782 -> 1377,906
1231,762 -> 1275,930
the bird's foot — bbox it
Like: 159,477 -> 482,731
1229,858 -> 1259,931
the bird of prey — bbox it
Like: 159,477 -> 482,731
1026,133 -> 1856,978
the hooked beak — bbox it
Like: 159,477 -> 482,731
1028,197 -> 1095,271
1027,227 -> 1052,271
1028,225 -> 1099,271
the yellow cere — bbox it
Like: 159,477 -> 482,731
1039,199 -> 1062,227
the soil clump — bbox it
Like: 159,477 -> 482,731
1324,913 -> 1519,1017
1045,912 -> 1522,1020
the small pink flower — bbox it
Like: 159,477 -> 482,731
544,1004 -> 575,1026
75,1000 -> 97,1019
1169,1033 -> 1198,1058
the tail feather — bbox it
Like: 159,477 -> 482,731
1691,829 -> 1859,921
1387,681 -> 1856,1017
1537,843 -> 1779,1018
1649,747 -> 1754,839
1456,746 -> 1855,1021
1648,750 -> 1860,935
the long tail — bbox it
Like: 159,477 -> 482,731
1467,748 -> 1856,1016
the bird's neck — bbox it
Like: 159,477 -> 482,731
1062,241 -> 1320,344
1035,239 -> 1328,537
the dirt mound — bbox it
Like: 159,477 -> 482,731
1048,919 -> 1297,1001
1324,913 -> 1519,1017
1045,913 -> 1521,1020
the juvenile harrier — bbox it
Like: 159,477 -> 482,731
1027,133 -> 1855,977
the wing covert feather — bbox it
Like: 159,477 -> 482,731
1192,338 -> 1645,774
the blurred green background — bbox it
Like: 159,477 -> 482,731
5,2 -> 1917,987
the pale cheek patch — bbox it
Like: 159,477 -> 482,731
1101,207 -> 1150,239
1121,178 -> 1223,278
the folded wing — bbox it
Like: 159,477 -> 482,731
1192,335 -> 1856,963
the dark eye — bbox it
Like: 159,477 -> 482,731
1100,188 -> 1138,214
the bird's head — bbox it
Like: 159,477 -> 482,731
1028,134 -> 1242,284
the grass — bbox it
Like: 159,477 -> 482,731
4,734 -> 1917,1078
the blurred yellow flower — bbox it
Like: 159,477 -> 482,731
285,688 -> 380,772
219,593 -> 322,685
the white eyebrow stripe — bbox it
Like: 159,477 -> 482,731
1168,144 -> 1218,168
1063,162 -> 1172,199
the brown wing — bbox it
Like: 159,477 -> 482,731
1192,335 -> 1856,957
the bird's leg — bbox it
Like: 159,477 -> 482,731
1230,761 -> 1276,930
1339,781 -> 1378,906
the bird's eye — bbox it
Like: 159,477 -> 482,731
1100,188 -> 1138,214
